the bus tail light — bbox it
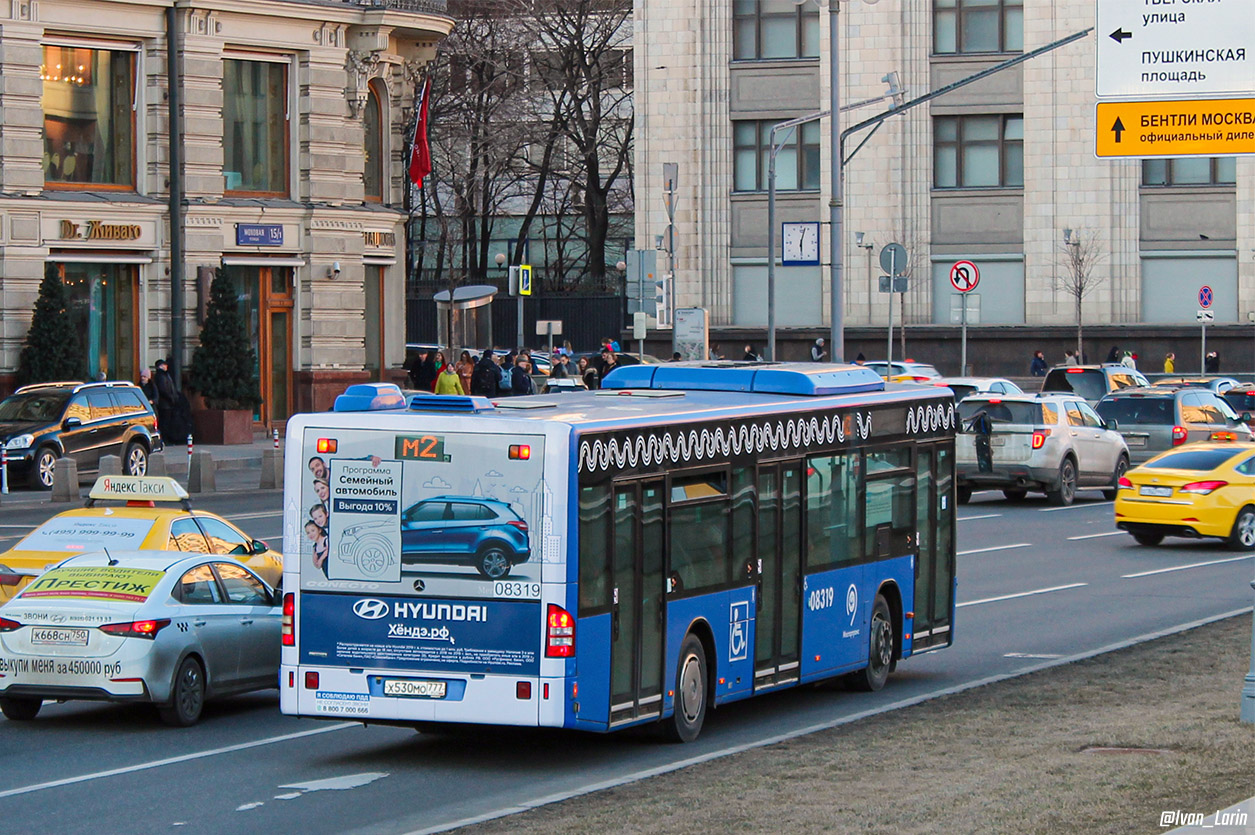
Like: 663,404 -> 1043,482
546,604 -> 575,658
316,438 -> 338,454
1180,480 -> 1227,495
282,593 -> 295,646
509,445 -> 531,460
516,681 -> 532,700
1171,426 -> 1188,446
100,619 -> 170,639
305,671 -> 319,689
1031,429 -> 1051,449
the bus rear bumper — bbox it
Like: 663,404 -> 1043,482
280,665 -> 562,727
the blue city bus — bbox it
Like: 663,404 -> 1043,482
279,363 -> 957,741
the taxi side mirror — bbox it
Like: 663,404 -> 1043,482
251,539 -> 269,554
1104,419 -> 1118,431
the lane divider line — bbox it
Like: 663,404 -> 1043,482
957,582 -> 1088,608
1067,531 -> 1126,541
1122,555 -> 1253,579
1040,502 -> 1113,513
404,607 -> 1253,835
958,514 -> 1002,521
957,543 -> 1032,556
0,722 -> 356,800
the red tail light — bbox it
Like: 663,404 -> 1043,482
1066,368 -> 1085,374
282,592 -> 295,646
546,603 -> 575,658
100,619 -> 170,639
316,438 -> 338,454
516,681 -> 532,699
1031,429 -> 1051,449
0,617 -> 22,632
1180,480 -> 1228,495
507,520 -> 529,533
1171,426 -> 1188,445
1118,476 -> 1133,489
508,445 -> 531,460
305,671 -> 319,689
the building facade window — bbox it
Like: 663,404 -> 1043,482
934,0 -> 1023,55
223,58 -> 288,195
733,0 -> 820,61
733,119 -> 820,192
363,82 -> 384,202
934,114 -> 1023,188
1142,157 -> 1236,186
41,45 -> 135,188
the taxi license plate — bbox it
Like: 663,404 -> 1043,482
30,627 -> 89,646
1139,486 -> 1172,497
382,679 -> 446,699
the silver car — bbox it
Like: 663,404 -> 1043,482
956,394 -> 1130,506
933,376 -> 1024,402
0,551 -> 280,726
1095,386 -> 1254,465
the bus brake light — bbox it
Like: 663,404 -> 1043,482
546,604 -> 575,657
282,593 -> 295,646
509,445 -> 531,460
316,438 -> 338,454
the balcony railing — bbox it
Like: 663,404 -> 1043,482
351,0 -> 449,13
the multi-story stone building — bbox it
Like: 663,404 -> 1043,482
634,0 -> 1254,362
0,0 -> 452,424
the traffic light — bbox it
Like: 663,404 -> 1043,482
655,275 -> 671,327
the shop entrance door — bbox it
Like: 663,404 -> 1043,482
223,265 -> 293,427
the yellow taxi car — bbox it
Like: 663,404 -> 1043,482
1114,441 -> 1255,549
0,476 -> 281,601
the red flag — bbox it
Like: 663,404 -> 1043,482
408,78 -> 432,187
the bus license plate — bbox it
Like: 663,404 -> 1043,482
1139,486 -> 1172,497
382,679 -> 447,699
31,627 -> 89,646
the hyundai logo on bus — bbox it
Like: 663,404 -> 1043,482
352,599 -> 390,620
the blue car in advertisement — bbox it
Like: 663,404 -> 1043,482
399,496 -> 530,579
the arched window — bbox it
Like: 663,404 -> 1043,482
363,81 -> 384,202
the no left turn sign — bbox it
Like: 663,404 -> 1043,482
950,261 -> 979,293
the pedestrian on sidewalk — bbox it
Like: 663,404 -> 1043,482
1121,351 -> 1137,370
1063,349 -> 1077,367
1105,345 -> 1121,364
152,358 -> 177,443
1206,351 -> 1221,373
1030,350 -> 1047,377
1163,352 -> 1175,373
435,362 -> 462,395
811,338 -> 827,362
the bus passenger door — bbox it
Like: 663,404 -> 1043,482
913,445 -> 955,651
609,480 -> 666,726
754,463 -> 802,689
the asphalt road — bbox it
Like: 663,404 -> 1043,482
0,487 -> 1252,835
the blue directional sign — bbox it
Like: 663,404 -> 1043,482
236,224 -> 284,247
1198,286 -> 1213,309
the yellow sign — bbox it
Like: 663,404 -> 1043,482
1096,98 -> 1255,159
20,566 -> 165,603
89,476 -> 189,503
519,264 -> 533,296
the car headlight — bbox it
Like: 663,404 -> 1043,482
4,435 -> 33,451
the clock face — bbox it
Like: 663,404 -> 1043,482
782,222 -> 819,265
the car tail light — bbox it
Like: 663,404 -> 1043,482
546,604 -> 574,658
1066,369 -> 1085,374
1031,429 -> 1051,449
1180,480 -> 1228,495
0,617 -> 21,633
509,445 -> 531,460
987,399 -> 1002,404
1118,476 -> 1133,489
316,438 -> 338,454
100,619 -> 170,639
507,520 -> 529,533
282,593 -> 295,646
1171,426 -> 1188,446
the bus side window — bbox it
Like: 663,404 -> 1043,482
670,502 -> 728,593
806,453 -> 860,570
578,485 -> 611,614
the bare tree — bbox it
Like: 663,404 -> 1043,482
1054,228 -> 1107,358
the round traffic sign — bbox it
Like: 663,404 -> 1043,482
950,260 -> 980,293
1199,285 -> 1213,309
880,242 -> 907,275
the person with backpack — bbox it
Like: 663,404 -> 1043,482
470,349 -> 498,396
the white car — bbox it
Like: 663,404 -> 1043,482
0,551 -> 280,726
933,376 -> 1024,402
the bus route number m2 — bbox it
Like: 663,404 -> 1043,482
395,434 -> 450,462
808,586 -> 836,612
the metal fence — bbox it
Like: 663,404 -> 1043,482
407,294 -> 626,352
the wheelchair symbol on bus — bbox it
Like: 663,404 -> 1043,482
729,601 -> 749,662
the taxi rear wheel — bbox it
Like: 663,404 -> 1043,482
0,696 -> 42,721
1227,507 -> 1255,551
159,657 -> 205,727
1132,532 -> 1164,546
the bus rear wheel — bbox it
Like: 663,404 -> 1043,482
852,595 -> 893,692
665,634 -> 707,743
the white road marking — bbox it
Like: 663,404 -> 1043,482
958,513 -> 1002,521
1067,531 -> 1125,541
1122,555 -> 1253,578
406,608 -> 1253,835
1040,502 -> 1113,512
957,582 -> 1088,608
957,543 -> 1032,556
1004,652 -> 1063,659
0,723 -> 355,800
236,802 -> 265,812
278,772 -> 389,794
274,793 -> 303,801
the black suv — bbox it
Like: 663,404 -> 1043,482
0,382 -> 163,489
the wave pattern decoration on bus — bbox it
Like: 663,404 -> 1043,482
906,402 -> 957,435
578,412 -> 874,473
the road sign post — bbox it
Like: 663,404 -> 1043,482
950,260 -> 980,375
1199,286 -> 1214,375
879,243 -> 907,369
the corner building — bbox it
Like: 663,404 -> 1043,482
634,0 -> 1254,341
0,0 -> 452,425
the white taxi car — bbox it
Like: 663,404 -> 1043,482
0,551 -> 280,726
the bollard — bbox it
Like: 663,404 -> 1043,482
187,434 -> 194,460
147,451 -> 167,477
187,450 -> 216,493
1,446 -> 8,496
51,456 -> 79,502
260,447 -> 283,490
272,428 -> 280,450
98,454 -> 122,477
